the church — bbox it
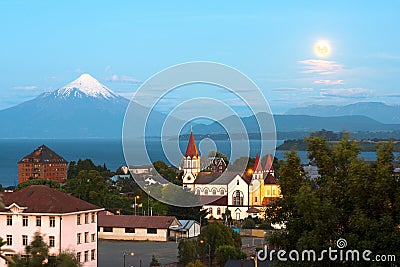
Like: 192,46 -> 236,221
181,132 -> 281,221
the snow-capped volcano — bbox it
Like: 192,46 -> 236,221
52,73 -> 122,100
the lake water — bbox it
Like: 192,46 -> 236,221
0,139 -> 396,187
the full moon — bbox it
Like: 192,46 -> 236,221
314,40 -> 330,57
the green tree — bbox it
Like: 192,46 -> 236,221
242,217 -> 256,229
266,134 -> 400,265
215,245 -> 244,267
178,239 -> 198,265
185,259 -> 206,267
10,232 -> 80,267
0,237 -> 14,265
149,254 -> 161,266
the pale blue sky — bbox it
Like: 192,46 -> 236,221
1,1 -> 399,114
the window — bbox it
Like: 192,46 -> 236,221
84,232 -> 88,243
77,233 -> 81,244
84,213 -> 88,224
220,189 -> 225,195
217,208 -> 221,215
6,215 -> 12,226
22,216 -> 28,227
91,233 -> 96,242
49,236 -> 55,247
195,189 -> 201,195
91,249 -> 95,261
6,235 -> 12,246
125,228 -> 135,233
103,227 -> 113,232
147,228 -> 157,234
209,207 -> 213,215
237,180 -> 239,185
49,216 -> 55,227
91,213 -> 95,223
212,189 -> 217,195
255,197 -> 258,203
84,251 -> 88,262
204,189 -> 209,195
76,252 -> 81,262
22,235 -> 28,246
77,214 -> 81,225
233,190 -> 243,206
36,216 -> 41,226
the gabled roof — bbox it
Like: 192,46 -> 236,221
253,153 -> 262,172
175,220 -> 199,231
185,132 -> 199,157
264,171 -> 277,184
0,185 -> 101,214
19,145 -> 67,164
98,214 -> 179,229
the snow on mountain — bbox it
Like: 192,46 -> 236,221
52,73 -> 122,100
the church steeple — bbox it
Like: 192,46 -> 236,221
185,131 -> 199,157
182,130 -> 201,188
252,153 -> 263,180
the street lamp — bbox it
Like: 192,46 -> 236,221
199,240 -> 211,267
123,252 -> 134,267
134,195 -> 140,216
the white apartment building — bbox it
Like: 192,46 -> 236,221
0,185 -> 103,267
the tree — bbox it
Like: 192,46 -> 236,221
149,254 -> 161,266
215,245 -> 244,267
178,239 -> 198,265
9,232 -> 80,267
241,217 -> 256,229
185,259 -> 206,267
197,222 -> 241,259
266,133 -> 400,264
0,237 -> 14,265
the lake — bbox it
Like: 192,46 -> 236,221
0,139 -> 396,187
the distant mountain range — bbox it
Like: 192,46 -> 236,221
285,102 -> 400,124
0,75 -> 399,139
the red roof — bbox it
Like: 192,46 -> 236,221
185,132 -> 199,157
264,154 -> 273,171
18,144 -> 67,164
253,153 -> 262,172
98,214 -> 179,229
264,172 -> 277,184
0,185 -> 101,214
200,196 -> 228,206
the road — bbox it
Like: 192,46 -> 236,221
98,240 -> 179,267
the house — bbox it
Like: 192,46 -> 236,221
98,213 -> 180,241
18,145 -> 68,184
182,131 -> 282,221
129,165 -> 153,175
0,185 -> 104,267
171,220 -> 201,239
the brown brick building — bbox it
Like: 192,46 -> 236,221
18,145 -> 68,184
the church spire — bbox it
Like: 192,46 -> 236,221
185,130 -> 199,157
253,153 -> 262,172
264,153 -> 273,171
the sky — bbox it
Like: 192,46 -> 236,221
1,1 -> 400,114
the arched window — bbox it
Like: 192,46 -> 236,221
220,189 -> 225,195
204,189 -> 209,195
209,207 -> 213,215
232,190 -> 243,206
196,189 -> 201,195
217,208 -> 221,215
212,189 -> 217,195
